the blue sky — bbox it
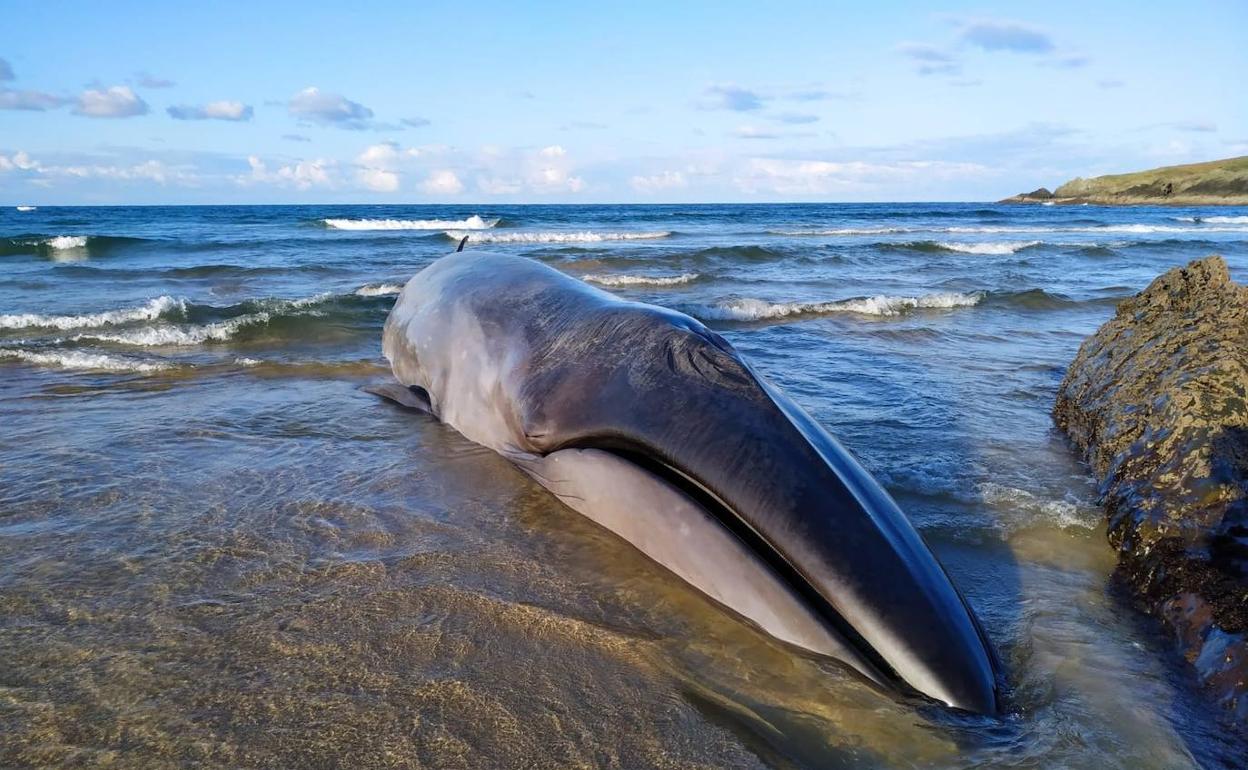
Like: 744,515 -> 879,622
1,1 -> 1244,204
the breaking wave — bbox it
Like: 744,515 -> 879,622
0,296 -> 184,331
582,272 -> 700,287
323,215 -> 499,230
773,223 -> 1248,236
898,240 -> 1044,255
0,347 -> 172,373
354,283 -> 404,296
770,227 -> 908,236
446,230 -> 671,244
1172,215 -> 1248,224
0,234 -> 150,257
690,291 -> 984,321
3,291 -> 395,348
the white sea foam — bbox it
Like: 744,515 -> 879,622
65,293 -> 334,347
935,240 -> 1042,255
73,314 -> 269,346
234,357 -> 263,367
0,347 -> 171,373
692,291 -> 983,321
16,206 -> 36,212
324,215 -> 498,230
770,227 -> 910,236
46,235 -> 88,249
582,272 -> 699,287
354,283 -> 404,296
977,482 -> 1098,530
0,296 -> 183,331
1173,215 -> 1248,224
446,230 -> 671,244
776,223 -> 1248,236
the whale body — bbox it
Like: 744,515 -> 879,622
373,250 -> 1002,714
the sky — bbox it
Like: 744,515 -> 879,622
1,1 -> 1245,205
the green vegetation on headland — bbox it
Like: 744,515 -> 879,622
1002,155 -> 1248,205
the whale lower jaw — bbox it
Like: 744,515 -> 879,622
510,446 -> 901,695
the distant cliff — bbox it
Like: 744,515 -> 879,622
1003,156 -> 1248,205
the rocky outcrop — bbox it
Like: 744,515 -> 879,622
1054,255 -> 1248,721
999,187 -> 1055,203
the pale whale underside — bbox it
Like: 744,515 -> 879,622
372,250 -> 1002,714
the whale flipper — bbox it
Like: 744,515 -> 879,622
365,382 -> 434,414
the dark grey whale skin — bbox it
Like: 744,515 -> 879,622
379,251 -> 1002,715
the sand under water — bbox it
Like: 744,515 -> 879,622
2,203 -> 1247,768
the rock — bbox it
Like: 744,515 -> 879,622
1054,255 -> 1248,722
999,187 -> 1055,203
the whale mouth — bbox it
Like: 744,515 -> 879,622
583,441 -> 907,690
561,419 -> 998,713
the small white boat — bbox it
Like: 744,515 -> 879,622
16,205 -> 36,212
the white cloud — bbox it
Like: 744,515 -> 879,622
539,145 -> 566,158
167,100 -> 253,121
356,142 -> 401,169
288,87 -> 374,129
74,86 -> 149,118
357,167 -> 399,192
630,171 -> 687,193
242,155 -> 334,189
0,150 -> 197,186
1,151 -> 43,172
531,166 -> 584,193
734,158 -> 988,195
354,142 -> 404,192
422,169 -> 463,195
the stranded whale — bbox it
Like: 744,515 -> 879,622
371,250 -> 1002,714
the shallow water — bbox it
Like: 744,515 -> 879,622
2,203 -> 1246,768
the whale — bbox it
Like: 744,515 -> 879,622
371,250 -> 1002,714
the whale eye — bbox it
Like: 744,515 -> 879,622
664,330 -> 754,390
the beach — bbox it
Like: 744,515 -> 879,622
3,202 -> 1248,768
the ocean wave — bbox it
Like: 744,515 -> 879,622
774,223 -> 1248,237
582,273 -> 700,287
770,227 -> 909,236
0,347 -> 172,373
0,296 -> 184,331
324,215 -> 499,230
0,234 -> 150,257
72,315 -> 270,346
1172,215 -> 1248,224
935,240 -> 1042,255
46,235 -> 88,250
354,283 -> 404,296
690,291 -> 984,321
447,230 -> 671,244
894,240 -> 1043,255
22,291 -> 391,347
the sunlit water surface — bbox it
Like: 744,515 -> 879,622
2,204 -> 1247,768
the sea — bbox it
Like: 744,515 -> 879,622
2,203 -> 1247,768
